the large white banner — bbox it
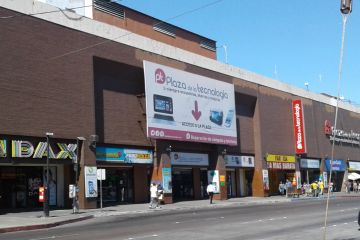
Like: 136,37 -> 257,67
144,61 -> 237,146
85,166 -> 98,198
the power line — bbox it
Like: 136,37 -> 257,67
0,4 -> 93,19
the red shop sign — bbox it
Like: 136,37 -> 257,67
292,100 -> 306,154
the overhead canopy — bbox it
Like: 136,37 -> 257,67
348,172 -> 360,180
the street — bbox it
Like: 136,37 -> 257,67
1,198 -> 359,240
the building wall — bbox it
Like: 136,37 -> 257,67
2,5 -> 360,206
93,8 -> 217,60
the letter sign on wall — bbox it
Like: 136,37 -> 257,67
292,100 -> 306,154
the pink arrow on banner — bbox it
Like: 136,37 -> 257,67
191,100 -> 202,121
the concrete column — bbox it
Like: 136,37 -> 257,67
253,94 -> 267,197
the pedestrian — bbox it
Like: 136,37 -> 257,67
285,179 -> 291,198
278,181 -> 285,195
319,180 -> 324,195
157,184 -> 164,208
353,181 -> 358,193
149,182 -> 158,209
206,182 -> 215,204
311,181 -> 318,197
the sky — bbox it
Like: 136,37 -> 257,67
119,0 -> 360,106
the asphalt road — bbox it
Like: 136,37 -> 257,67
1,198 -> 359,240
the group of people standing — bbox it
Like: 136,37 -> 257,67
278,179 -> 326,197
344,180 -> 360,193
149,182 -> 164,209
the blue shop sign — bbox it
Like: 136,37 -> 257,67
96,146 -> 153,164
325,159 -> 345,172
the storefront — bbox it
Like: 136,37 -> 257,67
170,152 -> 209,201
0,137 -> 72,210
224,154 -> 255,197
266,154 -> 296,195
325,159 -> 346,192
96,146 -> 153,204
300,158 -> 321,184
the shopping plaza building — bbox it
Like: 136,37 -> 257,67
1,0 -> 360,210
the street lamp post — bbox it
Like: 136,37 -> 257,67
44,132 -> 53,218
73,136 -> 86,214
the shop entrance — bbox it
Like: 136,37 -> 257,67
200,170 -> 208,199
0,166 -> 44,209
269,169 -> 295,195
226,170 -> 236,198
100,168 -> 134,205
300,169 -> 320,184
172,168 -> 193,201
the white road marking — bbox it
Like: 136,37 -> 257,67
30,234 -> 80,240
220,217 -> 225,219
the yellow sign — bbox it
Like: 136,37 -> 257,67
220,175 -> 225,182
266,154 -> 295,163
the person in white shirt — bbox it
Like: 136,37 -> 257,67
206,183 -> 216,204
149,183 -> 158,209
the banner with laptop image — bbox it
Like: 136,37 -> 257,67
143,61 -> 237,146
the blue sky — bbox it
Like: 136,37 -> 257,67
120,0 -> 360,106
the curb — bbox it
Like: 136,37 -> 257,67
0,215 -> 94,234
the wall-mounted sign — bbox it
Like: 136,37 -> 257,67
170,152 -> 209,166
85,166 -> 98,198
262,170 -> 269,190
325,159 -> 345,172
267,162 -> 296,170
0,139 -> 76,160
207,170 -> 220,193
348,161 -> 360,171
296,171 -> 301,189
224,155 -> 255,167
300,159 -> 320,169
324,120 -> 360,145
0,140 -> 6,157
266,154 -> 295,163
96,146 -> 153,164
292,100 -> 306,154
144,61 -> 237,146
162,168 -> 172,193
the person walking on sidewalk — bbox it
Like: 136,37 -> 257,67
149,182 -> 158,209
207,182 -> 216,204
285,179 -> 291,198
319,180 -> 324,195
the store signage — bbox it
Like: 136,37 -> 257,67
348,161 -> 360,171
0,139 -> 76,160
0,140 -> 6,157
97,169 -> 106,180
262,170 -> 269,190
85,166 -> 98,198
267,162 -> 296,170
325,159 -> 345,172
207,170 -> 220,193
170,152 -> 209,166
224,155 -> 255,167
162,168 -> 172,193
324,120 -> 360,145
144,61 -> 237,146
96,146 -> 153,164
300,159 -> 320,169
266,154 -> 295,163
292,100 -> 306,154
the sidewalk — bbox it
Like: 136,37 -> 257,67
0,192 -> 358,233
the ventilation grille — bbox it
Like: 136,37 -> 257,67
153,21 -> 176,37
94,0 -> 125,19
200,38 -> 216,52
